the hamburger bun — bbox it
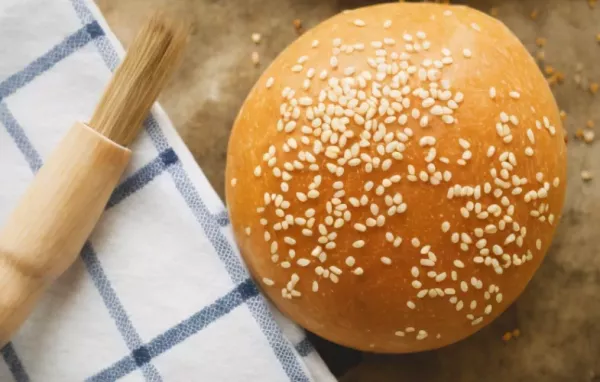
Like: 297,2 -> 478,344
225,3 -> 567,353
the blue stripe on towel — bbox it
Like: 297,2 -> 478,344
107,148 -> 178,209
166,161 -> 310,382
0,100 -> 163,380
0,21 -> 103,102
0,1 -> 318,380
213,210 -> 231,226
80,243 -> 163,381
88,278 -> 260,381
295,338 -> 315,357
0,103 -> 42,171
0,344 -> 29,382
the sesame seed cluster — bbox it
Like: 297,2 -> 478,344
226,4 -> 567,351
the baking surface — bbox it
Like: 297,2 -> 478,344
96,0 -> 600,380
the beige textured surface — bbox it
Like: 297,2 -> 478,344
96,0 -> 600,380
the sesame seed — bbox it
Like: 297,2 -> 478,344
395,330 -> 405,337
441,221 -> 450,232
345,256 -> 356,267
310,281 -> 318,292
251,51 -> 260,65
509,91 -> 521,99
354,223 -> 367,232
383,20 -> 392,28
553,177 -> 560,187
411,266 -> 420,278
353,19 -> 366,27
485,305 -> 493,315
353,240 -> 365,248
330,56 -> 338,68
581,170 -> 592,181
297,258 -> 310,267
416,330 -> 428,340
420,259 -> 435,267
262,278 -> 275,286
353,267 -> 364,275
463,48 -> 472,58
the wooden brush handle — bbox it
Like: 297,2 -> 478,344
0,122 -> 131,345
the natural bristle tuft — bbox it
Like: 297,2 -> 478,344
90,12 -> 189,146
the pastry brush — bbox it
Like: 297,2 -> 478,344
0,12 -> 188,346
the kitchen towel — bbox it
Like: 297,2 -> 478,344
0,0 -> 335,380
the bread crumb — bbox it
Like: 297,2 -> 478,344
251,33 -> 261,44
589,0 -> 597,8
512,329 -> 521,338
581,170 -> 593,181
587,120 -> 595,128
559,110 -> 567,120
530,9 -> 539,20
251,51 -> 260,66
502,332 -> 512,341
590,82 -> 599,94
535,37 -> 546,47
597,33 -> 600,43
544,65 -> 554,75
584,130 -> 595,143
555,71 -> 565,84
490,7 -> 499,17
293,19 -> 303,33
576,128 -> 585,139
536,50 -> 545,61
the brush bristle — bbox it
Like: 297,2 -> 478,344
90,12 -> 188,146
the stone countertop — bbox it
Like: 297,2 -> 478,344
96,0 -> 600,380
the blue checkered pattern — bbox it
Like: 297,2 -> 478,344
0,0 -> 333,380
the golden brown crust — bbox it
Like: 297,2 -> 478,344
226,3 -> 567,353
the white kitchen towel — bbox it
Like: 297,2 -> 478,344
0,0 -> 335,381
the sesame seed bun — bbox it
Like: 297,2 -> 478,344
225,3 -> 567,353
